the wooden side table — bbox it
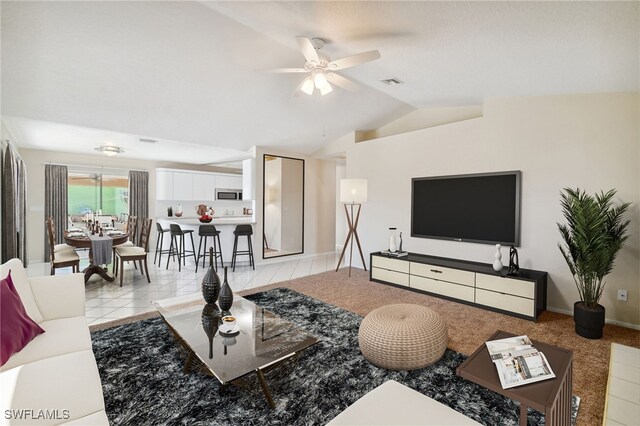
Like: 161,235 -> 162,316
456,330 -> 573,426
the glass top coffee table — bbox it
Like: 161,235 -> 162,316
153,293 -> 319,408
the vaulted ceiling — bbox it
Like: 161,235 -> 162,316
2,1 -> 638,163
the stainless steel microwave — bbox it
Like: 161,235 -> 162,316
215,188 -> 242,201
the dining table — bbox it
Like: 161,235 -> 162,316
64,228 -> 129,283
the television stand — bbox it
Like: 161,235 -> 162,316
369,251 -> 547,321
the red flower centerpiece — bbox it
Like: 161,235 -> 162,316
199,214 -> 213,223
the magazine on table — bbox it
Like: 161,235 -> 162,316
485,335 -> 556,389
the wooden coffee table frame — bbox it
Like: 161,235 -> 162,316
456,330 -> 573,426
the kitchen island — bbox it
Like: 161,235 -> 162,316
157,216 -> 256,268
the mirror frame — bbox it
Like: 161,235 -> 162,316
262,154 -> 305,259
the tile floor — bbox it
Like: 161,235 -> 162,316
604,343 -> 640,425
26,252 -> 340,326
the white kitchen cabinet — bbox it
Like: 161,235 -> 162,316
242,158 -> 255,200
192,173 -> 215,201
156,169 -> 243,201
156,170 -> 174,200
215,174 -> 242,190
172,172 -> 193,200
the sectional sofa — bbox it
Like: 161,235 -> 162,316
0,259 -> 109,425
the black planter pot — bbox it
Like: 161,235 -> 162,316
574,301 -> 605,339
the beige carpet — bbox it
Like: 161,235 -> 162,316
92,268 -> 640,425
238,268 -> 640,426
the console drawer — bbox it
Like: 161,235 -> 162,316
475,288 -> 535,317
372,267 -> 409,287
372,256 -> 409,273
410,275 -> 475,302
410,262 -> 475,287
476,274 -> 534,299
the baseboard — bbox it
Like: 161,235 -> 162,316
253,251 -> 338,267
547,306 -> 640,330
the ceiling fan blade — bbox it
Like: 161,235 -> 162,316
328,50 -> 381,70
296,36 -> 320,64
326,73 -> 360,92
259,67 -> 308,73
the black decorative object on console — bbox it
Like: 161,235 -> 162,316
507,245 -> 520,276
218,266 -> 234,312
202,248 -> 221,304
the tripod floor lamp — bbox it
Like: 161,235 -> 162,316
336,179 -> 367,277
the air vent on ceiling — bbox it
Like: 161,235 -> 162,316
138,138 -> 158,144
380,78 -> 403,85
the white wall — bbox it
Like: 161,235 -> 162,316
346,92 -> 639,326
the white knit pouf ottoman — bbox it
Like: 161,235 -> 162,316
358,304 -> 448,370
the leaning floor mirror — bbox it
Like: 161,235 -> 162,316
262,155 -> 304,259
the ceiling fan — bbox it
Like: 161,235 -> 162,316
262,37 -> 380,96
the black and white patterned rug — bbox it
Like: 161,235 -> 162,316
92,288 -> 580,425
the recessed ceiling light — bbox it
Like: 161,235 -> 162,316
138,138 -> 158,144
380,78 -> 403,85
95,145 -> 125,157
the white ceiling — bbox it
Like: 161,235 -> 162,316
1,1 -> 638,163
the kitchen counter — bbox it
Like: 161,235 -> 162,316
159,216 -> 255,226
157,217 -> 256,266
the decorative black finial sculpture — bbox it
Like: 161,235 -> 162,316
202,248 -> 221,303
507,245 -> 520,276
218,266 -> 234,313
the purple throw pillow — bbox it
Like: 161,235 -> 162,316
0,270 -> 45,366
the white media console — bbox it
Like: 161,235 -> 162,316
370,252 -> 547,321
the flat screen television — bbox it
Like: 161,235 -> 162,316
411,171 -> 521,246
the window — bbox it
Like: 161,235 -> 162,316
68,172 -> 128,219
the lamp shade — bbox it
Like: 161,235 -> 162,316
340,179 -> 368,204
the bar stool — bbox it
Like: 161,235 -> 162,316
196,224 -> 224,272
231,224 -> 255,272
165,224 -> 196,272
154,222 -> 171,265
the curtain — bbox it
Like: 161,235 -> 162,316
44,164 -> 68,261
16,155 -> 27,265
1,145 -> 17,263
1,142 -> 27,265
129,170 -> 149,242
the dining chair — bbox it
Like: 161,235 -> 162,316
114,218 -> 153,287
47,217 -> 77,254
46,218 -> 79,275
112,215 -> 137,270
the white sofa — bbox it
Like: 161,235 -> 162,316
0,259 -> 109,425
328,380 -> 481,425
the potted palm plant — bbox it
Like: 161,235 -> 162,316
557,188 -> 630,339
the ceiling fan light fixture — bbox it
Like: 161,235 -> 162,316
300,77 -> 315,95
313,70 -> 328,89
95,145 -> 124,157
320,83 -> 333,96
